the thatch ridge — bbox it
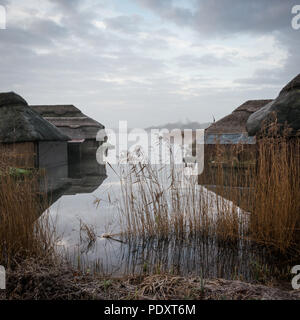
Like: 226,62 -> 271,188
279,73 -> 300,95
31,105 -> 83,117
31,104 -> 104,140
0,92 -> 70,143
246,74 -> 300,136
206,100 -> 273,134
44,117 -> 103,128
31,105 -> 104,128
0,91 -> 27,107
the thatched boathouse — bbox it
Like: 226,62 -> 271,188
199,99 -> 272,192
204,100 -> 273,165
247,74 -> 300,137
205,100 -> 273,144
0,92 -> 70,170
31,105 -> 104,155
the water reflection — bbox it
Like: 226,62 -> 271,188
70,234 -> 284,282
41,139 -> 291,283
43,152 -> 107,207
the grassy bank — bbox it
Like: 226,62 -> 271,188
1,259 -> 299,300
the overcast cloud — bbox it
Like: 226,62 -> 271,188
0,0 -> 299,128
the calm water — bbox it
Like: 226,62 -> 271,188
41,136 -> 288,280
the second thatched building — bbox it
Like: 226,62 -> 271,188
204,100 -> 273,163
31,104 -> 105,155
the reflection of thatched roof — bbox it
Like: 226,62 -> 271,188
64,175 -> 107,195
206,100 -> 273,134
0,92 -> 70,143
31,105 -> 104,140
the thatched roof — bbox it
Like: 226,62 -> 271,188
32,105 -> 83,117
247,73 -> 300,136
31,105 -> 104,140
279,73 -> 300,95
44,117 -> 102,128
0,92 -> 70,143
206,100 -> 273,134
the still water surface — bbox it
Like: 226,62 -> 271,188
43,137 -> 283,280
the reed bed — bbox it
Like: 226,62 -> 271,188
116,129 -> 300,255
117,146 -> 246,243
0,154 -> 57,268
250,131 -> 300,253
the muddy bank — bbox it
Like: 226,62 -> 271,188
0,260 -> 299,300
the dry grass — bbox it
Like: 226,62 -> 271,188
116,127 -> 300,255
2,260 -> 299,300
79,219 -> 97,246
0,155 -> 57,268
116,149 -> 246,243
250,129 -> 300,253
1,258 -> 102,300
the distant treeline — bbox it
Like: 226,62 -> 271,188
146,121 -> 211,131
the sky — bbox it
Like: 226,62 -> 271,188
0,0 -> 299,129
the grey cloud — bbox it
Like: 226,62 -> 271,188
104,15 -> 144,33
0,0 -> 9,6
244,53 -> 272,62
193,0 -> 292,35
134,0 -> 299,92
0,0 -> 299,129
134,0 -> 299,94
31,18 -> 68,37
49,0 -> 83,13
135,0 -> 193,26
234,27 -> 300,92
176,54 -> 235,68
49,0 -> 105,39
234,69 -> 285,87
135,0 -> 295,35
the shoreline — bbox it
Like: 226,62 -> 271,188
1,260 -> 299,300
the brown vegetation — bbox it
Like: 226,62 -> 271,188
0,126 -> 299,300
118,129 -> 300,255
1,260 -> 299,300
0,155 -> 56,268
